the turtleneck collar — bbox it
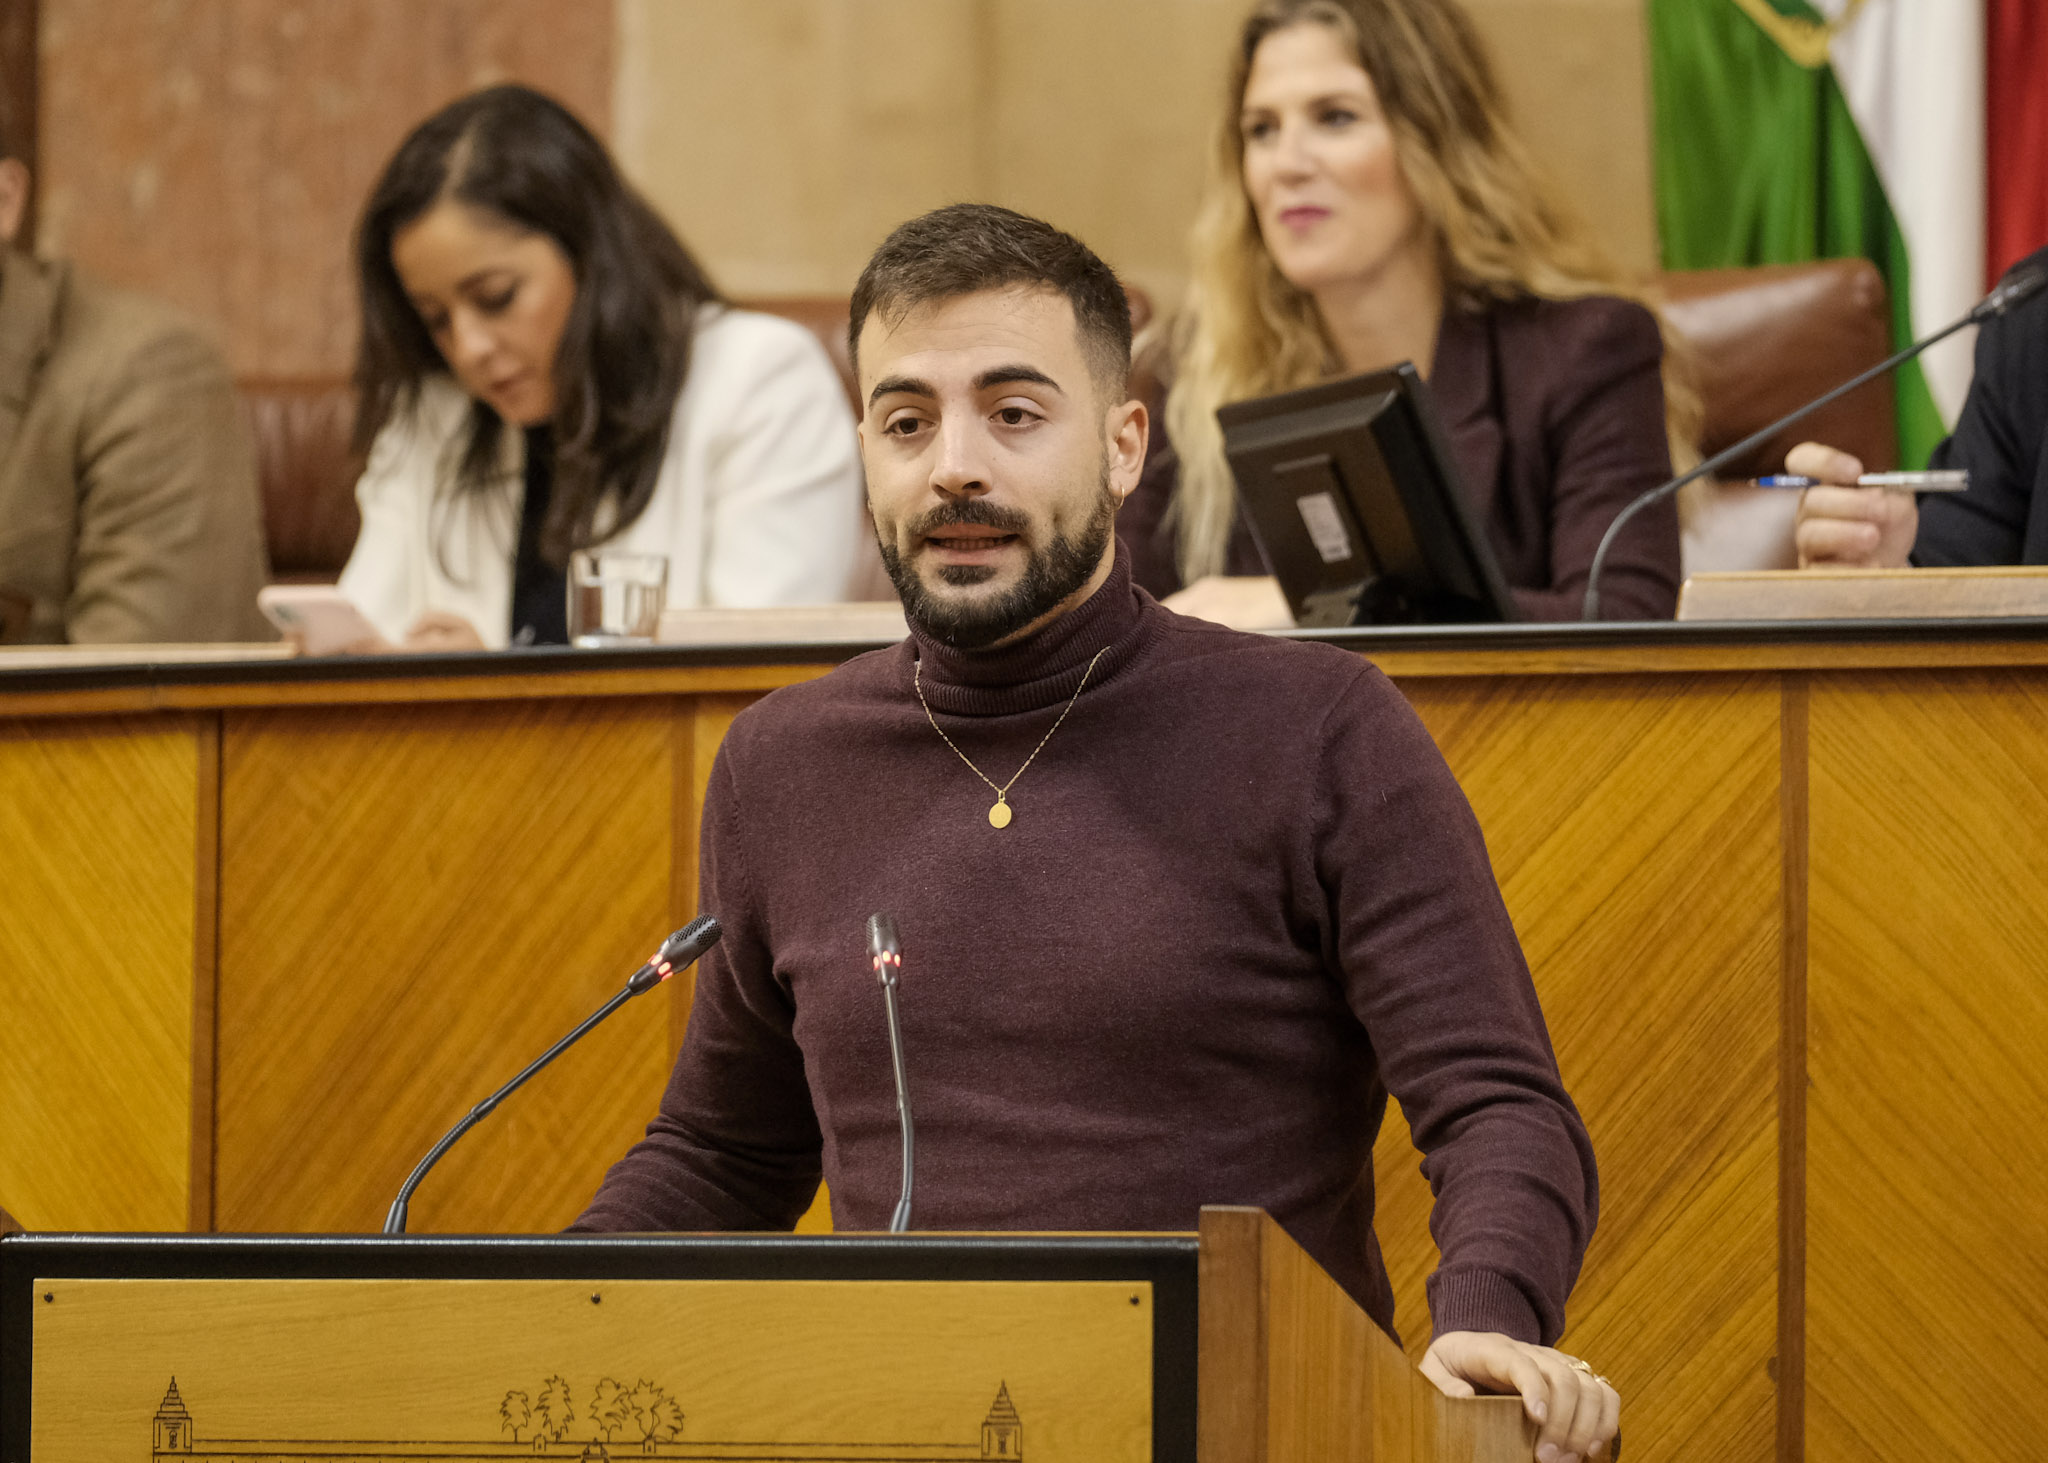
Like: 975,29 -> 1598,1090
907,540 -> 1160,717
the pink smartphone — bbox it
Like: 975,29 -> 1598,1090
256,586 -> 384,655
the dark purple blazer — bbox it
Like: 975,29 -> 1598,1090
1121,293 -> 1682,621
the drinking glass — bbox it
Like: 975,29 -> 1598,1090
567,552 -> 668,646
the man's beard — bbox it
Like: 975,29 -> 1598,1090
878,467 -> 1118,651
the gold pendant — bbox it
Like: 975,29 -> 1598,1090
988,799 -> 1013,829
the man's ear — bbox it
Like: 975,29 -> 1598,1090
0,159 -> 31,249
1105,396 -> 1149,503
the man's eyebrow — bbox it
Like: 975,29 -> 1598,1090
866,366 -> 1065,410
974,365 -> 1064,395
867,374 -> 936,410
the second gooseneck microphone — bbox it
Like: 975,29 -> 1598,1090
866,912 -> 915,1234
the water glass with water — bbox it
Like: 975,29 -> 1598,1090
567,552 -> 668,646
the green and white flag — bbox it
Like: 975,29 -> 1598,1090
1649,0 -> 1985,469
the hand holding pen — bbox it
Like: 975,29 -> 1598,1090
1783,442 -> 1931,570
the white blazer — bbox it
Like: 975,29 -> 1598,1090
338,306 -> 866,647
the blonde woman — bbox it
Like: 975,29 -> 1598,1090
1126,0 -> 1690,623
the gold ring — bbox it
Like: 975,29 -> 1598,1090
1563,1355 -> 1616,1390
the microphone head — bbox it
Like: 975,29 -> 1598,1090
627,915 -> 724,994
866,912 -> 901,959
1975,264 -> 2048,322
660,915 -> 723,966
866,912 -> 901,965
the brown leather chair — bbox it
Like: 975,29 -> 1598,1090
1660,258 -> 1894,477
241,271 -> 1880,585
239,378 -> 365,585
1659,258 -> 1895,570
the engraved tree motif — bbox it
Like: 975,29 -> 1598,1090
647,1396 -> 685,1446
589,1378 -> 634,1441
500,1391 -> 533,1443
628,1380 -> 685,1446
532,1376 -> 577,1445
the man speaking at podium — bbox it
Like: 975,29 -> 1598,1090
577,205 -> 1617,1460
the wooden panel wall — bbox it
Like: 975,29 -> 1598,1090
1375,673 -> 1786,1461
0,714 -> 202,1230
1806,670 -> 2048,1463
212,697 -> 679,1233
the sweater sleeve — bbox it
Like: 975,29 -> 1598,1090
1314,664 -> 1597,1343
571,739 -> 824,1231
1513,299 -> 1680,622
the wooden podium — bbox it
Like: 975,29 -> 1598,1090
0,1210 -> 1532,1463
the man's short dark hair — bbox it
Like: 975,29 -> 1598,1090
849,203 -> 1133,397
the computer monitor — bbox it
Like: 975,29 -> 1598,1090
1218,363 -> 1522,627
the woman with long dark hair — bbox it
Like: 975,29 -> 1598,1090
334,84 -> 863,650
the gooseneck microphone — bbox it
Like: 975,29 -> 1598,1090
381,915 -> 723,1235
1581,263 -> 2048,620
866,912 -> 915,1234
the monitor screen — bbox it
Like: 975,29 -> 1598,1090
1219,363 -> 1521,627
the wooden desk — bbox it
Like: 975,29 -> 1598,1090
4,621 -> 2046,1463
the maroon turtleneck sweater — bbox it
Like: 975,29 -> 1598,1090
574,547 -> 1596,1345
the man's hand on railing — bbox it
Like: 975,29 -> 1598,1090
1422,1330 -> 1620,1462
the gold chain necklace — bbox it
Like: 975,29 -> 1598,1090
913,646 -> 1109,829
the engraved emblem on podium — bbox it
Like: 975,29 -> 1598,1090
150,1376 -> 1025,1461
